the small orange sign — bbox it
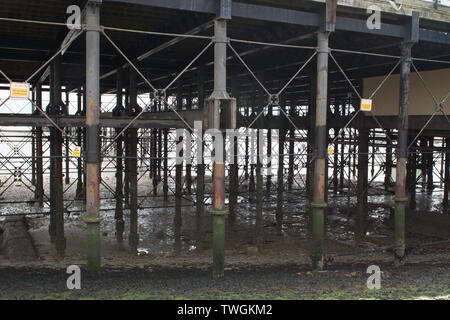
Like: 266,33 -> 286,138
10,82 -> 30,99
360,99 -> 372,112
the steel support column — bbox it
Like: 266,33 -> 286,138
333,128 -> 339,194
175,133 -> 183,253
407,137 -> 417,210
163,129 -> 169,201
75,88 -> 84,199
311,31 -> 329,270
127,69 -> 139,253
196,67 -> 205,233
427,137 -> 434,191
255,130 -> 263,243
185,96 -> 192,196
444,138 -> 449,213
64,91 -> 70,185
209,13 -> 231,278
356,120 -> 369,242
48,57 -> 65,258
276,128 -> 286,236
394,42 -> 414,265
385,130 -> 393,191
229,80 -> 240,227
113,72 -> 125,244
83,1 -> 103,280
31,87 -> 36,187
34,84 -> 44,207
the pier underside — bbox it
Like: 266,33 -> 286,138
0,0 -> 449,279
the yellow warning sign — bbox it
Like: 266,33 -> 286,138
360,99 -> 373,112
72,146 -> 81,158
328,146 -> 333,155
10,82 -> 30,99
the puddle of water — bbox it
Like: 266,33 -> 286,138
0,174 -> 448,257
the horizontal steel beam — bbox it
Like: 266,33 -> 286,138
105,0 -> 450,45
0,112 -> 447,132
0,110 -> 202,129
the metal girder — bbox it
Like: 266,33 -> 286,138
104,0 -> 450,45
0,113 -> 447,131
0,114 -> 186,128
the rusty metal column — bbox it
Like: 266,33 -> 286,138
394,42 -> 414,265
248,89 -> 256,193
174,84 -> 183,254
266,105 -> 272,194
35,83 -> 44,207
255,128 -> 263,243
196,67 -> 205,231
75,88 -> 84,199
288,121 -> 295,191
426,137 -> 434,191
229,79 -> 240,227
163,129 -> 169,201
114,72 -> 125,244
31,87 -> 36,186
394,12 -> 418,265
311,30 -> 330,270
127,69 -> 139,253
385,130 -> 393,191
244,101 -> 249,181
333,128 -> 339,194
276,128 -> 287,236
185,95 -> 192,196
151,127 -> 158,195
65,91 -> 71,185
48,57 -> 65,257
407,136 -> 417,210
356,119 -> 369,242
307,75 -> 317,198
444,138 -> 449,213
83,0 -> 103,280
175,133 -> 183,254
82,85 -> 87,200
210,6 -> 231,278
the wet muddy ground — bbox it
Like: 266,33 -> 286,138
0,173 -> 449,299
0,263 -> 449,300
